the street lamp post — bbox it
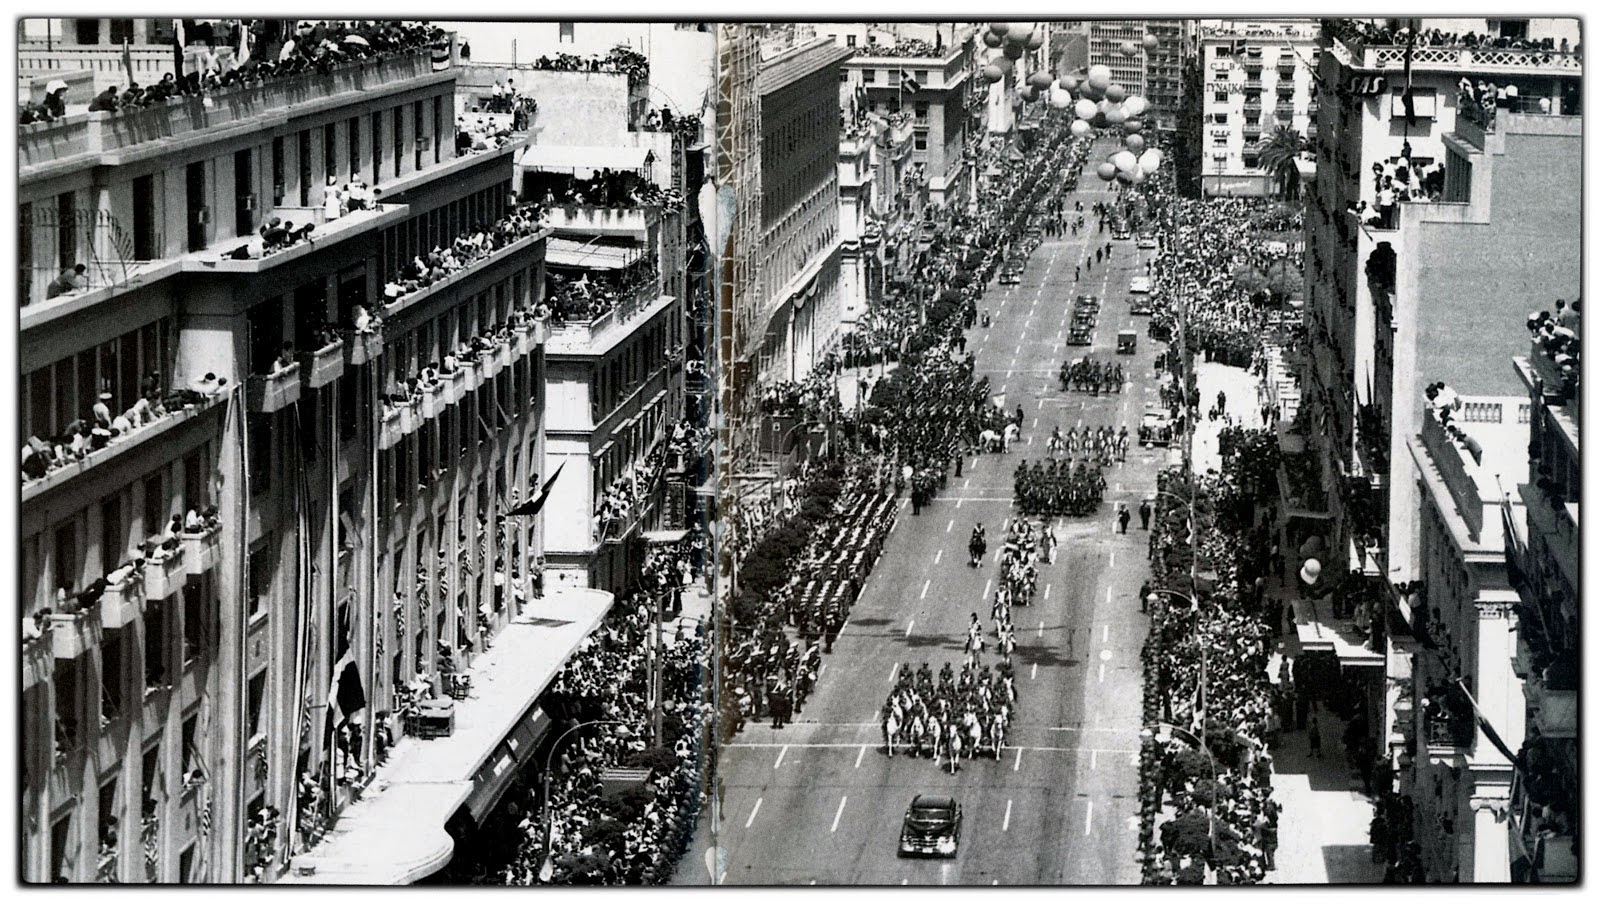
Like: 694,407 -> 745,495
1140,720 -> 1219,856
538,718 -> 631,882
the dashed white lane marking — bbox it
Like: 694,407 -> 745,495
831,795 -> 849,833
983,578 -> 992,598
1091,749 -> 1099,769
1007,369 -> 1014,378
1044,583 -> 1051,600
1099,662 -> 1107,683
1032,417 -> 1039,428
1000,384 -> 1007,392
1038,620 -> 1045,638
946,519 -> 954,533
963,479 -> 971,489
855,745 -> 867,769
1013,747 -> 1024,771
1106,586 -> 1114,603
774,745 -> 788,770
920,580 -> 931,599
820,663 -> 828,676
889,662 -> 899,683
934,549 -> 942,565
1003,799 -> 1013,832
1027,436 -> 1033,445
906,619 -> 916,637
956,498 -> 963,508
1031,662 -> 1039,680
1085,799 -> 1095,836
1108,550 -> 1115,569
746,798 -> 763,828
1103,624 -> 1110,643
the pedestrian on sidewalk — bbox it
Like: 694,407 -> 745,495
1308,715 -> 1322,758
1138,579 -> 1151,612
1138,499 -> 1152,530
1117,504 -> 1131,534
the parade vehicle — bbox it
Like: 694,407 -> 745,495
1130,295 -> 1155,315
1129,275 -> 1152,294
998,266 -> 1023,286
1112,225 -> 1132,241
1072,308 -> 1097,329
1117,330 -> 1137,355
1137,234 -> 1158,249
1074,294 -> 1101,311
1066,325 -> 1094,345
1139,410 -> 1174,447
899,795 -> 962,858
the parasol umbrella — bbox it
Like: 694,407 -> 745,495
44,79 -> 69,95
343,34 -> 370,46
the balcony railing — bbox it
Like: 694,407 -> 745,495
100,571 -> 146,631
22,391 -> 226,503
301,340 -> 346,389
19,49 -> 441,175
247,363 -> 304,414
543,204 -> 654,236
143,546 -> 189,600
181,522 -> 223,576
1330,33 -> 1582,76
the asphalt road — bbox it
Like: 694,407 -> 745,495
699,138 -> 1170,886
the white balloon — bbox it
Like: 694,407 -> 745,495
1113,150 -> 1138,171
1123,96 -> 1148,116
1049,88 -> 1072,109
1074,98 -> 1098,120
1129,167 -> 1147,184
1106,106 -> 1128,125
1123,132 -> 1145,152
1070,118 -> 1092,137
1138,149 -> 1163,171
1105,84 -> 1127,103
1086,64 -> 1112,90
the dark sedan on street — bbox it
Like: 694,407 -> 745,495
899,795 -> 962,858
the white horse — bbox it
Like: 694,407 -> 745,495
1002,422 -> 1020,452
884,709 -> 901,757
978,429 -> 1002,453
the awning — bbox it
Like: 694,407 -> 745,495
519,144 -> 654,176
280,586 -> 614,885
546,237 -> 644,270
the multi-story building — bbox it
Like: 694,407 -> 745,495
508,37 -> 711,593
1504,334 -> 1579,884
19,23 -> 615,885
753,30 -> 852,384
1405,390 -> 1529,882
1196,20 -> 1321,197
1291,14 -> 1581,848
838,24 -> 976,209
1088,19 -> 1185,132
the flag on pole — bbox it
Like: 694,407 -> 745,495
122,38 -> 136,85
238,20 -> 252,67
900,70 -> 921,93
327,647 -> 368,730
173,19 -> 187,77
507,461 -> 565,517
1402,30 -> 1417,127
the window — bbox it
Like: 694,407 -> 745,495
863,69 -> 876,84
1212,133 -> 1229,147
371,110 -> 383,184
185,162 -> 206,252
57,192 -> 77,272
101,630 -> 126,719
55,523 -> 78,592
272,137 -> 286,204
1214,91 -> 1229,103
299,131 -> 313,206
234,148 -> 255,237
395,106 -> 405,178
108,19 -> 134,43
182,583 -> 206,664
414,100 -> 425,171
143,596 -> 168,690
246,414 -> 271,494
132,176 -> 155,260
846,34 -> 857,47
559,22 -> 575,43
433,96 -> 444,165
75,18 -> 101,44
914,133 -> 928,151
1243,154 -> 1260,169
247,671 -> 267,741
101,497 -> 124,574
1211,113 -> 1229,124
247,545 -> 270,618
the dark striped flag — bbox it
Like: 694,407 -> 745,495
431,41 -> 451,72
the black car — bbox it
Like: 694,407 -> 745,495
1067,326 -> 1094,345
1073,294 -> 1101,311
1130,296 -> 1155,315
899,795 -> 962,858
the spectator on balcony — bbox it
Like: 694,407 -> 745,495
324,176 -> 345,221
45,264 -> 89,300
1555,298 -> 1580,332
92,391 -> 115,429
88,85 -> 120,113
273,342 -> 297,374
43,85 -> 67,120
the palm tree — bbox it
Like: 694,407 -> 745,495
1257,126 -> 1307,201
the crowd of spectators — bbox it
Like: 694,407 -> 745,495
532,169 -> 684,212
1527,303 -> 1581,398
1326,18 -> 1577,55
545,256 -> 659,325
456,113 -> 519,156
527,45 -> 650,87
851,37 -> 947,58
21,20 -> 449,128
381,202 -> 547,306
23,372 -> 230,486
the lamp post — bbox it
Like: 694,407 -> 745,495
1147,587 -> 1211,732
538,718 -> 631,882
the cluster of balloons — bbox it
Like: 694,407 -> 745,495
976,23 -> 1165,185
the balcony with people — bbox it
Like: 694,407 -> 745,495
21,369 -> 230,501
543,242 -> 667,355
1322,18 -> 1582,74
519,145 -> 680,238
379,200 -> 550,317
19,22 -> 454,175
1508,735 -> 1578,882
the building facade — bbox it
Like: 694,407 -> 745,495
1292,17 -> 1581,880
1088,19 -> 1185,132
1196,20 -> 1321,197
20,27 -> 614,884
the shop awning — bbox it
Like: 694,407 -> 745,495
280,587 -> 614,885
546,237 -> 644,270
519,144 -> 654,175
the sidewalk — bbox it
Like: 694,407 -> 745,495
1263,623 -> 1384,883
